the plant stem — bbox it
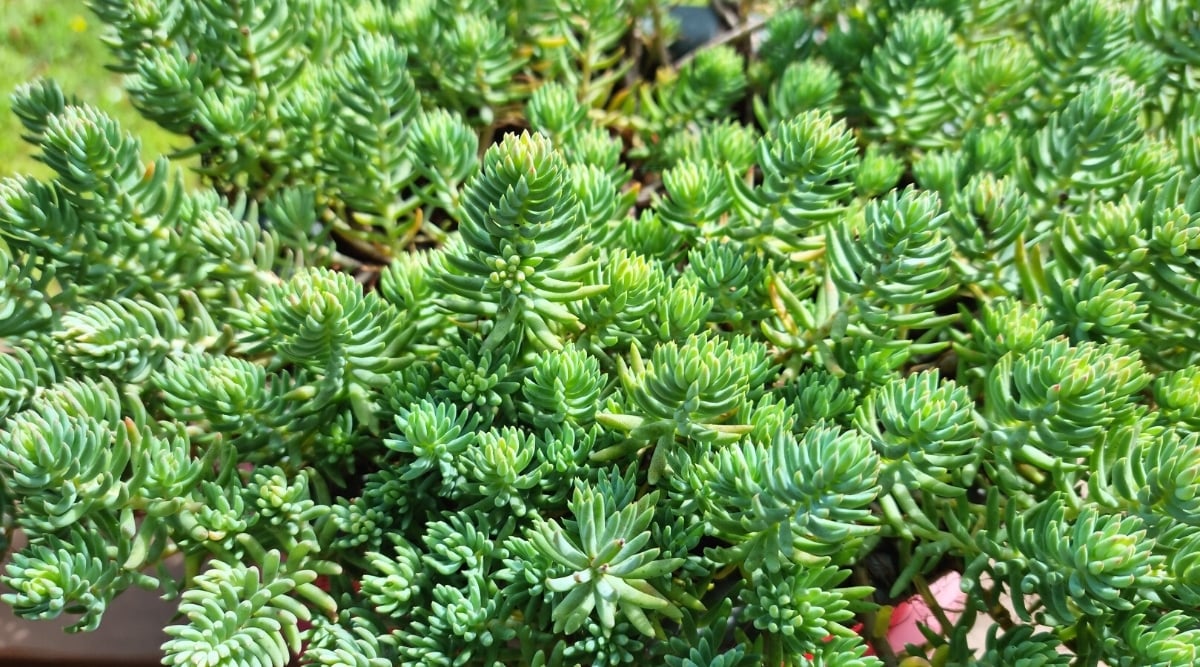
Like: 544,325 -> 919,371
647,0 -> 671,68
763,632 -> 784,667
854,565 -> 900,667
1013,233 -> 1048,303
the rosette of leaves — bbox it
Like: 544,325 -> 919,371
1103,428 -> 1200,533
525,485 -> 684,637
1153,367 -> 1200,431
635,271 -> 713,342
376,250 -> 451,355
641,46 -> 747,133
655,120 -> 759,176
161,547 -> 339,667
419,510 -> 509,582
690,424 -> 881,572
797,637 -> 882,667
390,0 -> 528,126
859,9 -> 959,151
594,333 -> 772,483
568,162 -> 637,245
727,109 -> 858,257
829,186 -> 958,342
385,398 -> 477,489
243,466 -> 319,541
1055,176 -> 1200,366
1049,265 -> 1148,346
976,625 -> 1069,667
662,630 -> 756,667
960,299 -> 1057,368
1,526 -> 156,632
945,173 -> 1031,271
360,535 -> 425,620
126,426 -> 225,556
99,0 -> 330,196
755,8 -> 817,82
951,38 -> 1038,131
435,132 -> 604,353
910,125 -> 1023,204
526,82 -> 588,144
228,267 -> 412,435
682,241 -> 769,328
176,479 -> 259,559
740,565 -> 875,665
0,382 -> 130,533
0,346 -> 44,420
301,616 -> 395,667
520,344 -> 607,433
655,159 -> 733,243
3,82 -> 273,308
0,234 -> 56,338
736,394 -> 797,448
1118,609 -> 1200,666
779,368 -> 858,431
322,35 -> 482,254
854,145 -> 905,199
323,33 -> 424,254
52,294 -> 209,385
756,60 -> 843,128
1030,0 -> 1132,114
983,339 -> 1149,495
406,108 -> 480,228
984,495 -> 1163,624
155,353 -> 319,463
459,426 -> 541,518
392,570 -> 516,665
525,0 -> 635,107
530,425 -> 599,508
855,370 -> 978,540
570,248 -> 668,363
1020,72 -> 1143,209
431,332 -> 522,427
26,94 -> 185,250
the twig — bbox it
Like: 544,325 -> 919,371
672,14 -> 769,70
912,573 -> 957,637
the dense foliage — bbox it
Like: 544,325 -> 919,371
1,0 -> 1199,665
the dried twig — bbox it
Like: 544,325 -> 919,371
672,14 -> 769,70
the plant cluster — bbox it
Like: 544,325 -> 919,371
1,0 -> 1199,666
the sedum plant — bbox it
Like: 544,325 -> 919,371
1,0 -> 1199,666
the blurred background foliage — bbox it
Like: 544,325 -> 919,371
0,0 -> 183,178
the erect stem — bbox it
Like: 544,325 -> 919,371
647,0 -> 672,69
1013,233 -> 1048,303
481,305 -> 521,353
854,565 -> 900,667
763,632 -> 784,667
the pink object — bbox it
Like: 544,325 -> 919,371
881,571 -> 966,653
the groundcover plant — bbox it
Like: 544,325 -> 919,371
1,0 -> 1199,665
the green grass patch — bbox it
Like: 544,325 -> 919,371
0,0 -> 184,178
